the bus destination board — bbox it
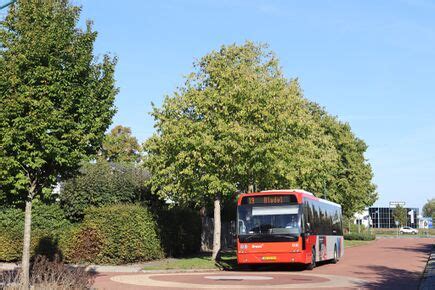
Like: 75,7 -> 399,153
241,195 -> 297,205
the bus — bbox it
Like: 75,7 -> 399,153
237,189 -> 343,269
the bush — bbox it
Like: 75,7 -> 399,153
0,255 -> 94,289
60,161 -> 151,222
0,202 -> 71,262
62,204 -> 163,264
344,232 -> 376,241
156,207 -> 201,257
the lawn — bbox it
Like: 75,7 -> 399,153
143,240 -> 372,271
143,252 -> 236,271
344,239 -> 373,248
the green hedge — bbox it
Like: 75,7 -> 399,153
344,232 -> 376,241
62,204 -> 164,264
0,202 -> 71,261
156,207 -> 201,257
1,202 -> 200,264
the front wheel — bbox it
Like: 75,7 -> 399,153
306,248 -> 316,270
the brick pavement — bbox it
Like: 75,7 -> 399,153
93,237 -> 434,290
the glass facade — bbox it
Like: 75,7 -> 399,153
369,207 -> 419,228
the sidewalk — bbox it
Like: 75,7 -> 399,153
419,245 -> 435,290
0,262 -> 144,273
0,260 -> 216,274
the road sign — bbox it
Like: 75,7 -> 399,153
395,221 -> 399,226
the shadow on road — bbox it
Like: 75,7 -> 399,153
354,265 -> 421,290
382,243 -> 432,255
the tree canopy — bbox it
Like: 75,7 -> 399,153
0,0 -> 118,285
101,125 -> 141,163
393,205 -> 407,226
307,103 -> 377,217
144,42 -> 340,207
143,41 -> 376,217
422,198 -> 435,218
0,0 -> 118,205
60,160 -> 150,221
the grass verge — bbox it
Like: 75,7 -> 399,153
143,252 -> 236,270
344,239 -> 373,248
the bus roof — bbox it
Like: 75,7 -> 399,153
238,189 -> 342,208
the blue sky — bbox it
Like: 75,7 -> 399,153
73,0 -> 434,210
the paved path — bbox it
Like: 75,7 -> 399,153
93,238 -> 434,290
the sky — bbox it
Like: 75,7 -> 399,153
72,0 -> 435,211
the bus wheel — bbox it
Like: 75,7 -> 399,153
307,248 -> 316,270
331,245 -> 338,264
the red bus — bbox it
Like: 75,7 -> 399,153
237,189 -> 343,269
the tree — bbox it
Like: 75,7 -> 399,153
61,161 -> 151,221
101,125 -> 141,163
393,205 -> 407,227
306,103 -> 377,217
0,1 -> 117,286
143,42 -> 338,260
422,198 -> 435,218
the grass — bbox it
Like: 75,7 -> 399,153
344,239 -> 373,248
143,252 -> 236,270
373,228 -> 435,237
143,240 -> 372,271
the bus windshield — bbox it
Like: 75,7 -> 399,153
237,204 -> 301,241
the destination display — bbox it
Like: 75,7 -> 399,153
241,195 -> 297,205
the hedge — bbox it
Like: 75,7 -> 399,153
156,207 -> 201,257
62,204 -> 164,264
0,202 -> 70,261
344,232 -> 376,241
1,202 -> 200,264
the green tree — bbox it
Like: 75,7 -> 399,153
307,103 -> 377,217
0,0 -> 117,285
61,161 -> 150,221
144,42 -> 338,260
422,198 -> 435,218
101,125 -> 141,163
393,205 -> 407,227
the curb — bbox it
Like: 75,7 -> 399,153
0,262 -> 221,274
419,244 -> 435,290
141,268 -> 218,274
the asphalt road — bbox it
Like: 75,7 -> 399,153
93,237 -> 434,289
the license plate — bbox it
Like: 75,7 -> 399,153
262,256 -> 276,261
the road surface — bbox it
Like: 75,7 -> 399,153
93,237 -> 434,289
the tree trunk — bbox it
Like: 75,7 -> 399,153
21,197 -> 33,288
211,196 -> 221,261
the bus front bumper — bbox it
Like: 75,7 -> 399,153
237,252 -> 309,264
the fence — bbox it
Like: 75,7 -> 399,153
201,217 -> 236,251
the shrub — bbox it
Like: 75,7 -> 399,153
0,202 -> 71,262
63,204 -> 163,264
60,161 -> 151,222
0,255 -> 94,289
344,232 -> 376,241
156,207 -> 201,257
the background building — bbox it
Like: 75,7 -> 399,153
354,208 -> 370,228
418,217 -> 433,229
369,207 -> 419,228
